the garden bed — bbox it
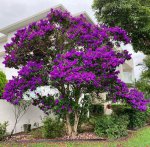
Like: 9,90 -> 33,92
4,118 -> 150,144
6,132 -> 106,143
4,128 -> 137,143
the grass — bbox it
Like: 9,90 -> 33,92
1,126 -> 150,147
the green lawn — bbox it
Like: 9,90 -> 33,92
1,126 -> 150,147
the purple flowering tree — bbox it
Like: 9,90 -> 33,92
2,9 -> 149,136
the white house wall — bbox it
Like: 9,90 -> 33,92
0,100 -> 47,133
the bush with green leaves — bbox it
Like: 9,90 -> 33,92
30,128 -> 43,139
42,117 -> 64,138
0,122 -> 8,141
146,108 -> 150,124
126,109 -> 148,129
112,104 -> 149,129
94,115 -> 129,139
0,71 -> 7,98
89,104 -> 104,116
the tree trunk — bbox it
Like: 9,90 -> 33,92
65,90 -> 80,137
65,114 -> 72,136
8,119 -> 18,139
72,111 -> 79,136
65,111 -> 80,137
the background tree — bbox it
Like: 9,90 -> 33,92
136,56 -> 150,98
92,0 -> 150,54
2,9 -> 149,137
0,71 -> 7,98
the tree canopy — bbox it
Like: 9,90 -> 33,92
2,9 -> 150,136
93,0 -> 150,54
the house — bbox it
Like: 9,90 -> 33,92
0,4 -> 134,133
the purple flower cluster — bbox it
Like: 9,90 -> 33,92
50,47 -> 131,88
3,8 -> 131,68
18,61 -> 44,77
3,20 -> 55,67
126,89 -> 149,111
108,79 -> 150,111
2,61 -> 48,104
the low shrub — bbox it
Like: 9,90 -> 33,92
42,117 -> 64,138
89,116 -> 97,126
88,105 -> 104,131
94,115 -> 129,139
146,107 -> 150,124
0,122 -> 8,141
89,104 -> 104,116
30,128 -> 43,139
111,104 -> 125,113
126,109 -> 147,129
112,104 -> 149,129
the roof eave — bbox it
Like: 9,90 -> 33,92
0,4 -> 67,34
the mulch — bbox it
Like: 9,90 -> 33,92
5,132 -> 106,143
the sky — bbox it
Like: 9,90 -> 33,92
0,0 -> 145,80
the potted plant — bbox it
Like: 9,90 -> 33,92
23,120 -> 31,133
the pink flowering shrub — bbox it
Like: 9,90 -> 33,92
2,9 -> 149,136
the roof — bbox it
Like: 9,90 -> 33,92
0,4 -> 94,35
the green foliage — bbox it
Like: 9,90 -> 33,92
77,94 -> 91,126
0,122 -> 8,141
111,103 -> 128,113
135,79 -> 150,99
142,56 -> 150,75
126,83 -> 135,88
42,117 -> 64,138
125,109 -> 147,129
94,115 -> 129,139
88,104 -> 104,130
67,94 -> 91,129
0,71 -> 7,98
146,107 -> 150,123
30,128 -> 43,139
136,56 -> 150,98
112,104 -> 149,129
89,104 -> 104,116
93,0 -> 150,54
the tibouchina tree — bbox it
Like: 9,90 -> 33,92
2,9 -> 150,136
